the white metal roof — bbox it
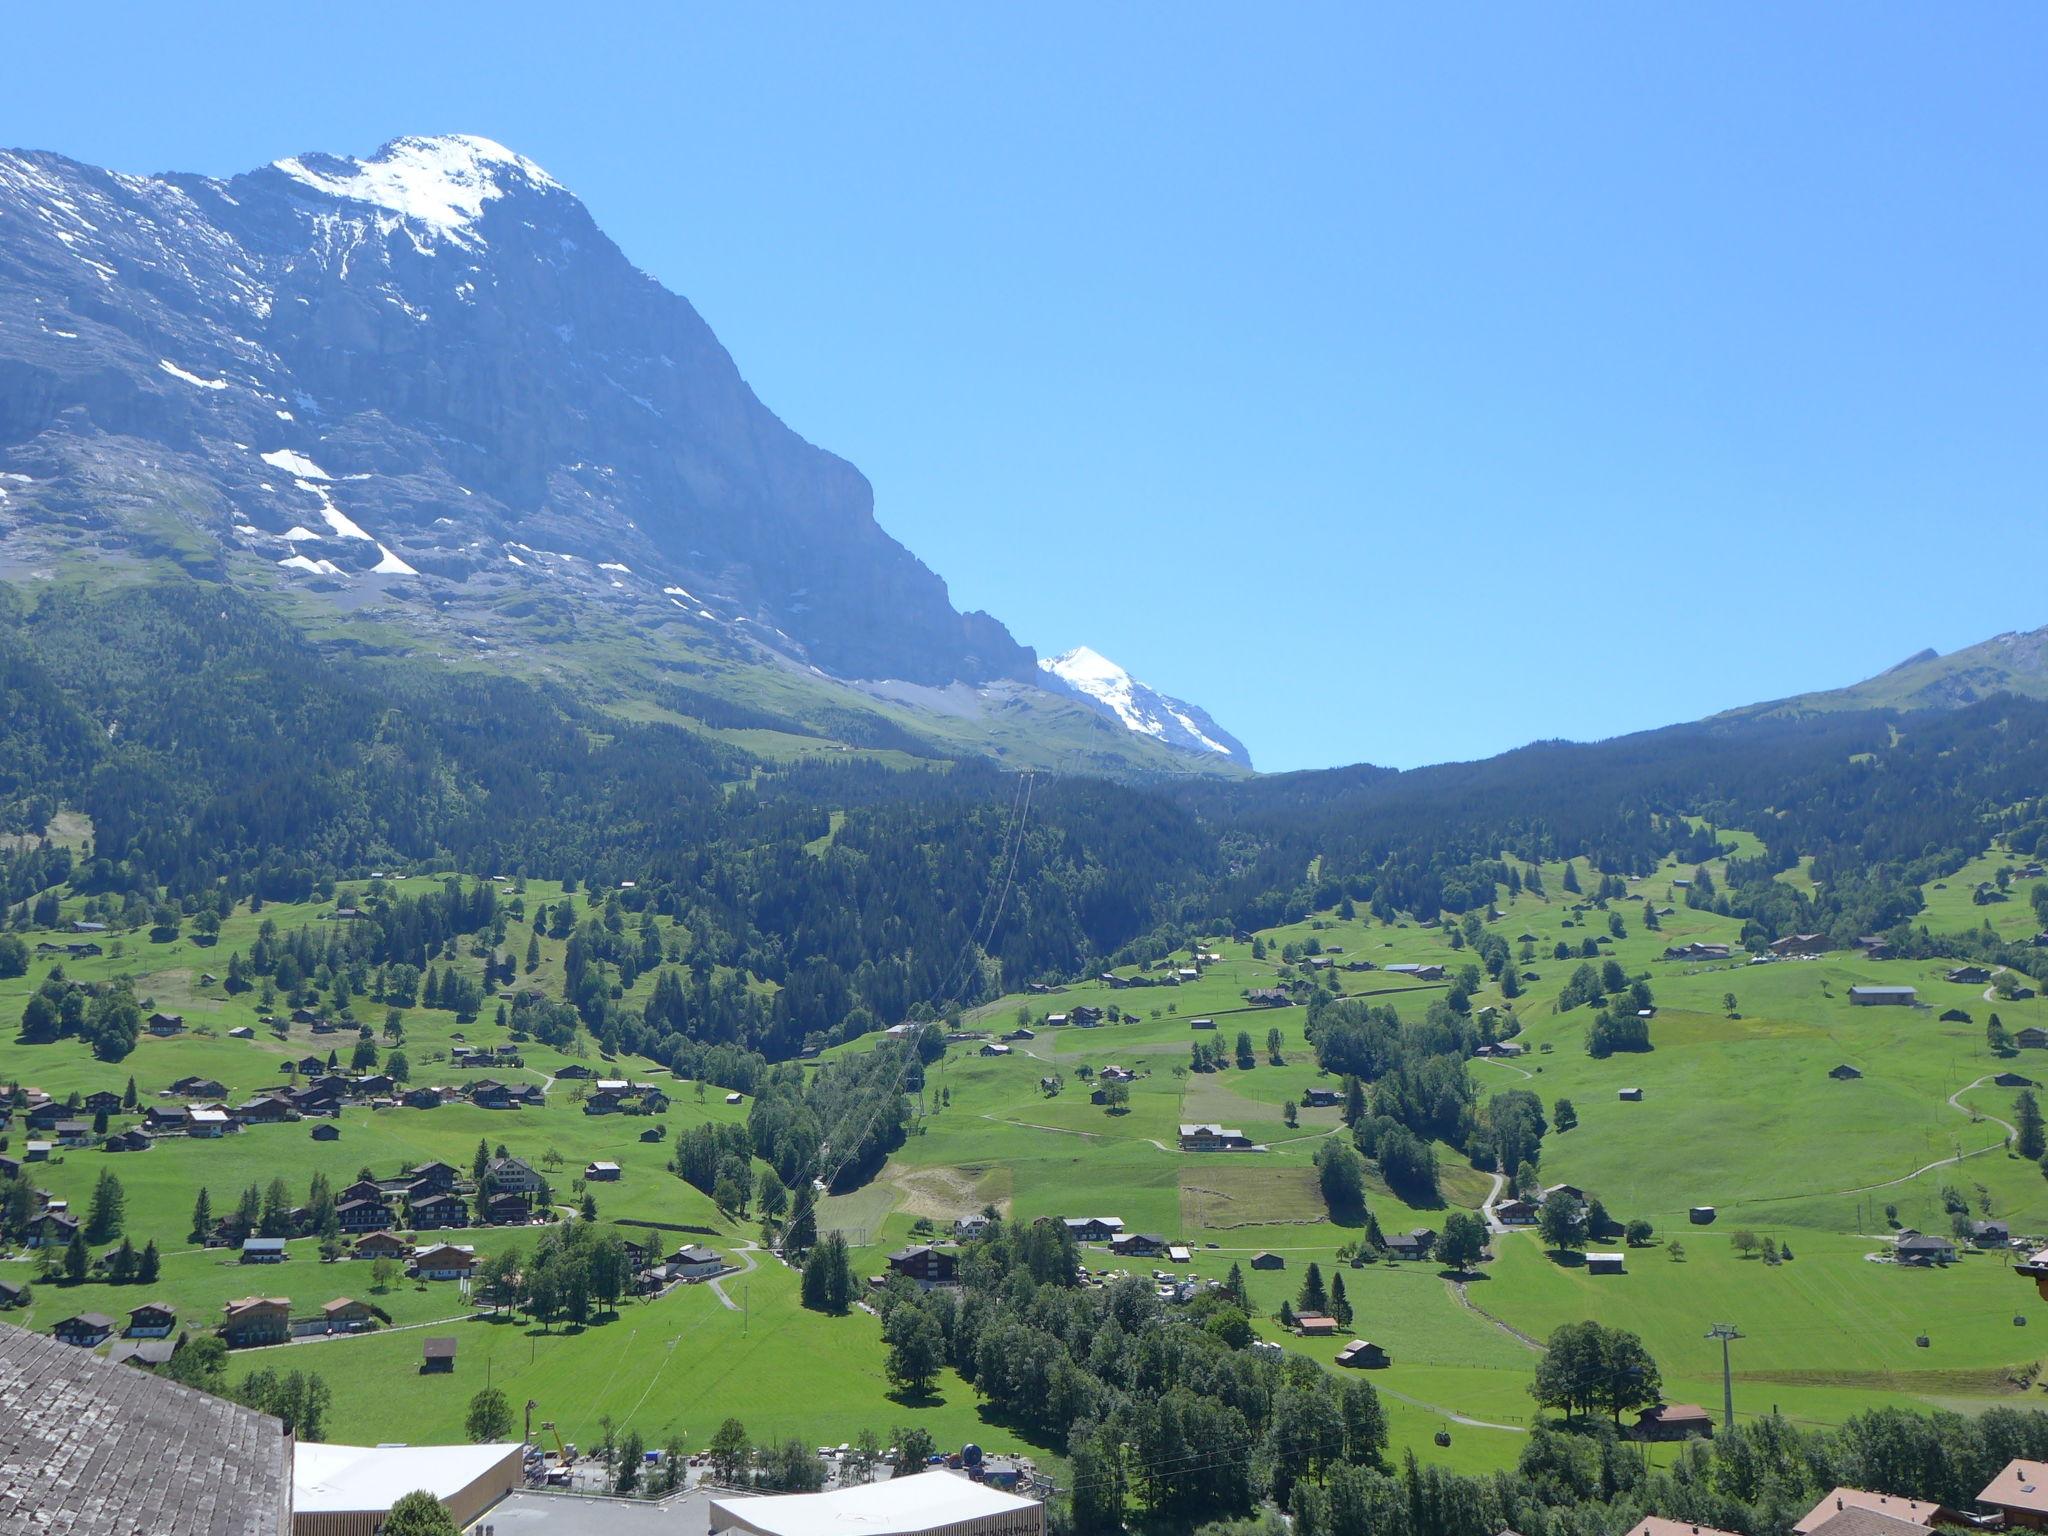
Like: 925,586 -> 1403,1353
293,1440 -> 521,1513
712,1469 -> 1038,1536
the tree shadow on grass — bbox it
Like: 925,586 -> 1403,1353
885,1385 -> 946,1410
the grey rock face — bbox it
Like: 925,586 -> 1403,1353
0,135 -> 1033,685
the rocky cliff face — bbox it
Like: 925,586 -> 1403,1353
0,135 -> 1033,685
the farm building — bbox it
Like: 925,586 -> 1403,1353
1178,1123 -> 1253,1151
709,1468 -> 1044,1536
1294,1313 -> 1338,1336
240,1237 -> 287,1264
584,1161 -> 622,1181
1849,986 -> 1917,1007
1633,1403 -> 1713,1441
422,1336 -> 457,1372
1109,1233 -> 1168,1258
979,1042 -> 1011,1057
1947,966 -> 1993,985
1335,1339 -> 1390,1369
1250,1251 -> 1285,1269
0,1319 -> 292,1534
1496,1199 -> 1538,1225
293,1439 -> 524,1536
1618,1087 -> 1643,1101
1663,943 -> 1731,961
1971,1219 -> 2012,1247
1189,1017 -> 1217,1030
1303,1088 -> 1342,1108
1895,1233 -> 1956,1266
2018,1028 -> 2048,1050
1585,1252 -> 1627,1274
1996,1073 -> 2039,1088
1828,1064 -> 1863,1080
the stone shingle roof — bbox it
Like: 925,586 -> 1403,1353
0,1318 -> 291,1535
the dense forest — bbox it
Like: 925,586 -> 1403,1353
5,578 -> 2048,1066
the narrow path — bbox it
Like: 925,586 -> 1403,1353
1473,1057 -> 1535,1082
1444,1270 -> 1543,1353
1479,1170 -> 1509,1234
1375,1378 -> 1528,1433
1749,1074 -> 2012,1205
707,1239 -> 761,1313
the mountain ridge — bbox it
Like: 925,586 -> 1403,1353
0,133 -> 1247,769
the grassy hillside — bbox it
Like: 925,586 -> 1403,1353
6,843 -> 2048,1476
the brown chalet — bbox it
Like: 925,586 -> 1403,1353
220,1296 -> 290,1347
1795,1490 -> 1956,1536
351,1231 -> 412,1262
885,1245 -> 959,1287
1979,1461 -> 2048,1530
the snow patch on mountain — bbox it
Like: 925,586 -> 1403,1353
272,134 -> 561,247
159,359 -> 227,390
1039,646 -> 1250,767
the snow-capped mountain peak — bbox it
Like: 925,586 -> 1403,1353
272,133 -> 562,244
1040,647 -> 1251,767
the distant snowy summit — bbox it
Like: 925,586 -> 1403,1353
1039,647 -> 1251,767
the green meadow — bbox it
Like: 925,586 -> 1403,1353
6,845 -> 2048,1474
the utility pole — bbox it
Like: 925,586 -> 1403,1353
1706,1323 -> 1743,1433
525,1398 -> 539,1447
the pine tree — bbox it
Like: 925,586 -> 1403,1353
63,1231 -> 88,1283
122,1075 -> 137,1109
1299,1261 -> 1328,1315
138,1239 -> 161,1284
2020,1090 -> 2047,1160
86,1170 -> 125,1243
525,932 -> 541,972
190,1187 -> 213,1242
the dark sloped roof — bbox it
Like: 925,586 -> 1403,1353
0,1317 -> 291,1534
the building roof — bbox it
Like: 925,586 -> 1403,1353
1980,1460 -> 2048,1515
710,1468 -> 1040,1536
1637,1403 -> 1712,1424
1624,1521 -> 1744,1536
1800,1510 -> 1939,1536
1795,1490 -> 1945,1536
0,1317 -> 291,1534
293,1439 -> 521,1515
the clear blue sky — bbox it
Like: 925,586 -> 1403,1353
8,7 -> 2044,770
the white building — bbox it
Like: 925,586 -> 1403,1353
293,1440 -> 524,1536
712,1470 -> 1043,1536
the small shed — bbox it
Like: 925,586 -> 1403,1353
1335,1339 -> 1390,1369
422,1336 -> 457,1372
1618,1087 -> 1643,1102
1585,1251 -> 1627,1275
